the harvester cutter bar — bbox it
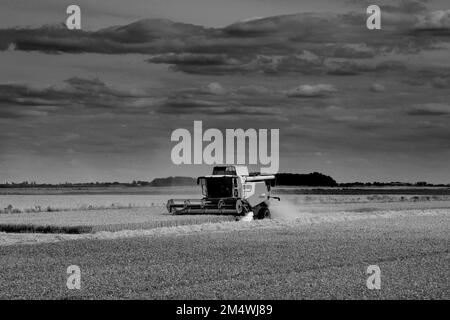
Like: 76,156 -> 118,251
166,198 -> 241,215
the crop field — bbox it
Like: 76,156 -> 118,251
0,210 -> 448,299
1,187 -> 450,235
0,193 -> 195,213
0,206 -> 239,234
0,189 -> 448,229
0,187 -> 448,299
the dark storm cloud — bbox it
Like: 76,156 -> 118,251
0,19 -> 223,54
1,8 -> 449,75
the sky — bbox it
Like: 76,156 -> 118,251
0,0 -> 449,183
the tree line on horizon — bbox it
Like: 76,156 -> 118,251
1,172 -> 448,188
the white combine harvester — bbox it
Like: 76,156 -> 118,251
166,166 -> 280,220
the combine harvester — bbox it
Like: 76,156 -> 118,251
166,166 -> 280,220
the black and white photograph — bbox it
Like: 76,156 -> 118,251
0,0 -> 449,304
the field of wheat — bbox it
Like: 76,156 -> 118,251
1,210 -> 448,298
1,188 -> 450,235
0,206 -> 237,234
0,194 -> 195,213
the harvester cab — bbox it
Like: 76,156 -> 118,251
166,166 -> 279,220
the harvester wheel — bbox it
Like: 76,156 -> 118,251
257,207 -> 271,219
235,200 -> 244,214
167,200 -> 176,214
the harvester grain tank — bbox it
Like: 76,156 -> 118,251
166,166 -> 280,220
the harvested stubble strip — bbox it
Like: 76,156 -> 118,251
91,215 -> 236,232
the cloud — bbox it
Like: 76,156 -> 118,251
285,84 -> 337,98
407,103 -> 450,116
0,77 -> 156,119
0,9 -> 447,73
432,76 -> 450,88
236,85 -> 273,96
1,1 -> 450,184
324,43 -> 375,59
204,82 -> 228,95
0,77 -> 285,121
416,10 -> 450,29
155,80 -> 286,117
153,51 -> 383,76
346,0 -> 429,14
0,108 -> 49,119
148,53 -> 237,66
158,97 -> 278,116
370,83 -> 387,92
326,60 -> 373,76
169,53 -> 326,75
172,83 -> 229,98
159,98 -> 224,113
402,67 -> 450,88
